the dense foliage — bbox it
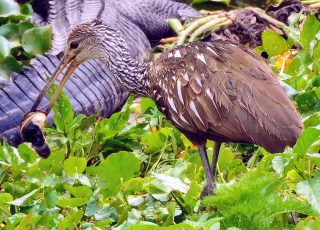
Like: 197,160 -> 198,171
0,1 -> 320,229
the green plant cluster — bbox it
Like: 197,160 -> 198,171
0,0 -> 51,79
0,9 -> 320,230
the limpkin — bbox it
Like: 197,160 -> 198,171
0,0 -> 199,146
20,20 -> 303,195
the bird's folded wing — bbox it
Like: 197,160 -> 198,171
149,41 -> 302,152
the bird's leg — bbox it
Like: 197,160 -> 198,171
198,143 -> 215,197
211,142 -> 221,177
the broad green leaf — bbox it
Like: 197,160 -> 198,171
49,86 -> 74,133
262,30 -> 288,57
293,127 -> 320,157
141,132 -> 166,153
57,210 -> 83,230
296,217 -> 320,230
8,189 -> 38,206
57,198 -> 88,207
18,144 -> 37,163
0,193 -> 13,222
0,55 -> 22,79
65,185 -> 92,199
285,51 -> 312,77
0,193 -> 13,204
300,15 -> 320,51
44,187 -> 58,209
0,24 -> 20,48
63,157 -> 86,176
217,145 -> 234,171
95,151 -> 140,196
21,25 -> 52,55
18,21 -> 33,35
39,150 -> 65,175
304,112 -> 320,128
98,105 -> 131,139
0,36 -> 10,61
19,3 -> 33,17
272,155 -> 292,174
185,181 -> 201,213
297,176 -> 320,214
85,197 -> 99,217
0,0 -> 19,17
140,97 -> 156,114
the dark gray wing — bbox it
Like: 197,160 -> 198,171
111,0 -> 200,43
0,54 -> 129,147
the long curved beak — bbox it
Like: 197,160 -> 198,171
31,54 -> 81,115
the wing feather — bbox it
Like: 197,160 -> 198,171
148,41 -> 303,152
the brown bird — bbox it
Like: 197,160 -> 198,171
21,20 -> 303,195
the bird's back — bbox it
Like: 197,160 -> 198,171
147,41 -> 303,153
0,0 -> 198,146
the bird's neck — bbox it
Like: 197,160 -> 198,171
101,42 -> 151,96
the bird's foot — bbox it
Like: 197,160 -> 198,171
20,111 -> 51,158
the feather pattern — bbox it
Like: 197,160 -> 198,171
0,0 -> 198,146
0,55 -> 129,147
147,41 -> 303,153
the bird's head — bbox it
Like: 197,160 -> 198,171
64,19 -> 110,64
29,20 -> 128,116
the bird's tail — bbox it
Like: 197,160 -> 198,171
0,55 -> 129,147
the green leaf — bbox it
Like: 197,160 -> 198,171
18,21 -> 33,35
0,55 -> 22,79
21,25 -> 52,55
297,176 -> 320,214
0,36 -> 10,61
49,85 -> 74,133
98,104 -> 131,139
44,187 -> 58,209
95,151 -> 140,196
57,198 -> 88,207
272,155 -> 292,174
140,97 -> 156,113
293,127 -> 320,157
18,144 -> 37,163
300,15 -> 320,51
141,132 -> 166,153
0,0 -> 19,17
185,181 -> 201,213
0,24 -> 20,48
19,4 -> 33,17
57,210 -> 83,230
304,112 -> 320,128
262,30 -> 288,57
0,193 -> 13,222
64,185 -> 92,199
8,189 -> 38,206
296,217 -> 320,230
63,157 -> 87,176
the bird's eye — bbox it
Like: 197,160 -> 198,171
70,42 -> 79,49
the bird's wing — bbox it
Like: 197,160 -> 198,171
0,54 -> 129,147
149,41 -> 303,153
45,0 -> 151,61
112,0 -> 200,43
